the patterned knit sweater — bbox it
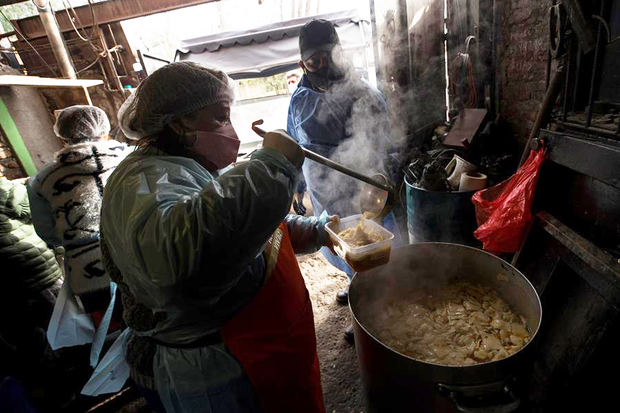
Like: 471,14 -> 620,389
28,140 -> 128,303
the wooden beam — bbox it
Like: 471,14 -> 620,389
14,0 -> 218,40
536,211 -> 620,281
0,0 -> 28,6
540,129 -> 620,190
0,75 -> 102,87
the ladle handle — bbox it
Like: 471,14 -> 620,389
251,121 -> 393,193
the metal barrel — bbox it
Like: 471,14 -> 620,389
404,176 -> 478,246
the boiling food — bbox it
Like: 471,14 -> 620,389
373,281 -> 530,366
338,217 -> 387,247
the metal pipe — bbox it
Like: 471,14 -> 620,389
32,0 -> 76,79
251,121 -> 393,193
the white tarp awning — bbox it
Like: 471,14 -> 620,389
175,10 -> 370,79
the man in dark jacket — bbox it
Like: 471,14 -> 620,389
0,176 -> 62,290
0,175 -> 74,410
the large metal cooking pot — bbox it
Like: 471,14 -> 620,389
349,243 -> 542,412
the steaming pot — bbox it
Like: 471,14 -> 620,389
349,243 -> 542,412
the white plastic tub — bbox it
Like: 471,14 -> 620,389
325,214 -> 395,272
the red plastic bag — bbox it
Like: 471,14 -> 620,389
472,148 -> 546,253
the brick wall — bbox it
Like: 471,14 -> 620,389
498,0 -> 553,149
0,132 -> 25,179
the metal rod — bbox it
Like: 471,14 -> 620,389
302,150 -> 393,192
572,43 -> 581,113
142,53 -> 171,64
563,0 -> 596,53
586,0 -> 606,127
555,120 -> 620,140
562,38 -> 572,122
251,121 -> 393,193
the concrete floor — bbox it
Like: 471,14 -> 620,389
298,252 -> 366,413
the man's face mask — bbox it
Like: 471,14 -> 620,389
192,123 -> 240,171
302,51 -> 345,92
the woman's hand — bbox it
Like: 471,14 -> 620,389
262,129 -> 304,169
322,215 -> 339,254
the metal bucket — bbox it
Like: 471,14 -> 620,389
404,176 -> 478,245
349,243 -> 542,412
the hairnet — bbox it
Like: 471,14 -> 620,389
54,105 -> 110,143
118,62 -> 235,140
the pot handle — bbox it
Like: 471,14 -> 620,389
437,381 -> 521,413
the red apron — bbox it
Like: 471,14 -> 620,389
221,223 -> 325,413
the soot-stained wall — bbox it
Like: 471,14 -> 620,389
497,0 -> 554,148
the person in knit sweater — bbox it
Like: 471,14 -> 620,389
28,105 -> 128,314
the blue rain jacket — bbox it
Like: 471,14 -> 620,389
287,75 -> 399,276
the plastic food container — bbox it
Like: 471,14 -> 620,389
325,214 -> 395,272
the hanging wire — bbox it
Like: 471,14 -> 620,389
86,0 -> 121,92
0,8 -> 59,76
63,0 -> 102,55
61,0 -> 93,43
76,55 -> 100,73
57,0 -> 111,77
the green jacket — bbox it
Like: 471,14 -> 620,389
0,177 -> 62,292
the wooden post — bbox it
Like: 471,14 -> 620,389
82,85 -> 93,105
97,26 -> 124,91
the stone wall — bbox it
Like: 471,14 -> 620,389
497,0 -> 554,149
0,132 -> 25,179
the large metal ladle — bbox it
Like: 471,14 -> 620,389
251,120 -> 395,218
